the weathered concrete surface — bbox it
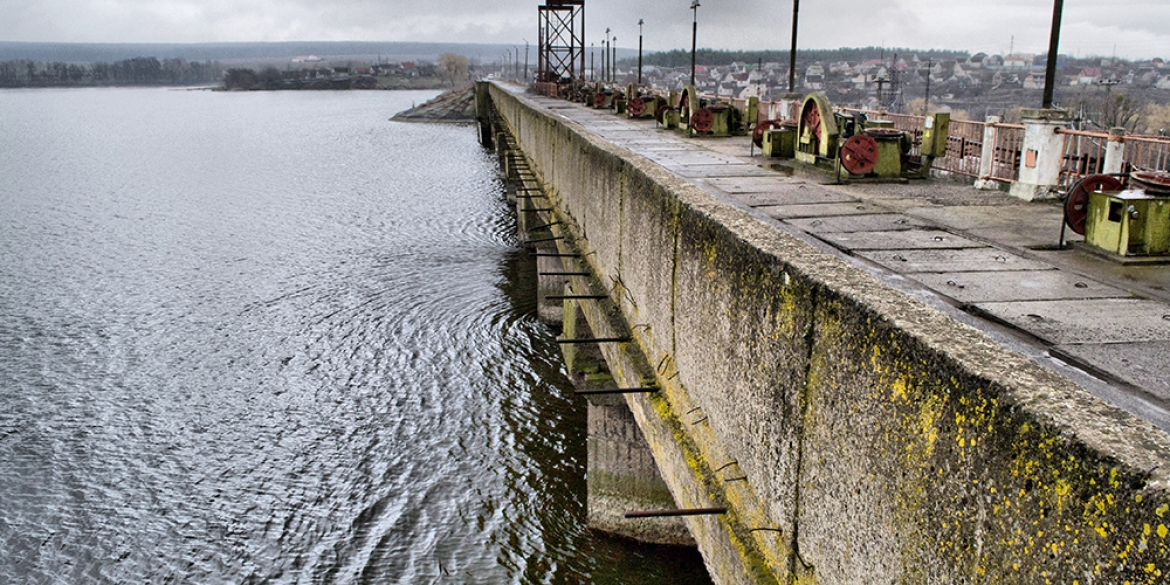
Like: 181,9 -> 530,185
488,83 -> 1170,585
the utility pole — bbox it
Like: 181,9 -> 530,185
638,19 -> 644,86
604,28 -> 610,83
924,59 -> 932,115
523,39 -> 529,83
1042,0 -> 1064,108
690,1 -> 700,88
788,0 -> 799,93
612,36 -> 617,83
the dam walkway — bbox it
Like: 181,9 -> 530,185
503,84 -> 1170,432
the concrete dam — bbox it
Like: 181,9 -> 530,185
476,81 -> 1170,585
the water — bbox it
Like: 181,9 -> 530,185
0,88 -> 711,584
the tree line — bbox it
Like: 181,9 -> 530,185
0,57 -> 223,88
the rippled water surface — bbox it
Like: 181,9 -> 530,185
0,88 -> 711,584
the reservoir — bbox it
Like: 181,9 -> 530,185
0,88 -> 710,584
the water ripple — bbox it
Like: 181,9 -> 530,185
0,88 -> 710,585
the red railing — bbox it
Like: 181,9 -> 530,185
1055,129 -> 1170,189
1126,135 -> 1170,173
988,124 -> 1025,183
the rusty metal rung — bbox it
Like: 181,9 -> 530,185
528,221 -> 563,232
624,507 -> 728,519
575,387 -> 659,396
546,294 -> 608,300
555,336 -> 629,344
527,236 -> 565,244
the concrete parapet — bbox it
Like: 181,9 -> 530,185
488,83 -> 1170,585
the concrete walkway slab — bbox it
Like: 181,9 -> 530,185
1053,342 -> 1170,401
705,176 -> 808,193
671,165 -> 779,178
786,214 -> 929,233
757,202 -> 890,219
856,248 -> 1055,273
910,270 -> 1131,304
819,230 -> 987,251
972,298 -> 1170,344
731,189 -> 857,208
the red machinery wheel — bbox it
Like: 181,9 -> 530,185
841,135 -> 879,175
1064,174 -> 1123,235
593,93 -> 606,108
753,119 -> 780,147
1131,171 -> 1170,195
800,101 -> 823,153
691,108 -> 715,133
655,105 -> 675,124
628,97 -> 646,117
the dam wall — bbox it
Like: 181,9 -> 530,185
484,82 -> 1170,585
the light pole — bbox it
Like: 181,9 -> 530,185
1042,0 -> 1063,109
604,27 -> 610,84
523,39 -> 530,83
612,36 -> 617,83
638,19 -> 644,86
591,43 -> 595,81
788,0 -> 799,93
690,1 -> 700,88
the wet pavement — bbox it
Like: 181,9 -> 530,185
517,88 -> 1170,429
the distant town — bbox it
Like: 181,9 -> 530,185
2,43 -> 1168,133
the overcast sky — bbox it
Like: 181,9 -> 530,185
3,0 -> 1167,60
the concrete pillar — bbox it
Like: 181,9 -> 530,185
475,82 -> 493,148
559,298 -> 691,545
974,115 -> 1002,191
534,250 -> 564,324
1009,108 -> 1071,201
587,398 -> 694,546
1103,127 -> 1127,174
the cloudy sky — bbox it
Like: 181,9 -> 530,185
3,0 -> 1167,60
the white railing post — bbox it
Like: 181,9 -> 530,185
1103,127 -> 1126,174
1009,108 -> 1071,201
974,115 -> 1001,190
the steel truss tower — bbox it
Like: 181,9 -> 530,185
538,1 -> 585,82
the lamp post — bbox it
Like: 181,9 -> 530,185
604,27 -> 610,83
638,19 -> 644,86
612,36 -> 617,83
523,39 -> 529,83
1042,0 -> 1063,109
690,0 -> 700,88
591,43 -> 595,81
788,0 -> 799,93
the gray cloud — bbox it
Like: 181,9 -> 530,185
0,0 -> 1166,59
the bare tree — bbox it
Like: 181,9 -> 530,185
438,53 -> 470,88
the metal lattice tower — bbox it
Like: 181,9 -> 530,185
538,1 -> 585,83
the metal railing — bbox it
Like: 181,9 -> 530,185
1125,135 -> 1170,173
1056,129 -> 1170,189
1056,129 -> 1109,190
